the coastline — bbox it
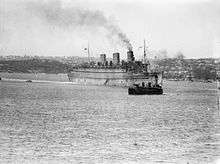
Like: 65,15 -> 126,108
0,72 -> 218,85
0,72 -> 69,82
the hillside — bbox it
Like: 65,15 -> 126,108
0,56 -> 219,80
0,59 -> 71,74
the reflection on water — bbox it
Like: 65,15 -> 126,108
0,77 -> 219,164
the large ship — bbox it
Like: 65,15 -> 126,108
67,42 -> 162,87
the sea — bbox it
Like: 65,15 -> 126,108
0,73 -> 219,164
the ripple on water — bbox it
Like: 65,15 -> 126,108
0,80 -> 219,164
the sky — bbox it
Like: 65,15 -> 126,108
0,0 -> 220,59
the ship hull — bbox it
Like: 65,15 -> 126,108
128,86 -> 163,95
67,68 -> 154,87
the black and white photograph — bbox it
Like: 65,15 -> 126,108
0,0 -> 220,163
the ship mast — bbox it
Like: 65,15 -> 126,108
87,42 -> 90,63
143,39 -> 148,64
144,39 -> 146,60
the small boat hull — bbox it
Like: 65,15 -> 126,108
128,86 -> 163,95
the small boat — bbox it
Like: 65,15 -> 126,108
128,74 -> 163,95
128,83 -> 163,95
26,80 -> 32,83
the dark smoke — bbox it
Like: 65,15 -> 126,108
26,0 -> 132,50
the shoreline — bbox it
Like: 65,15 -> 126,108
0,72 -> 218,84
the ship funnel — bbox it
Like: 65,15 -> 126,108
100,54 -> 106,65
127,50 -> 134,62
113,53 -> 120,65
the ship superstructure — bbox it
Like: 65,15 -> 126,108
67,42 -> 162,87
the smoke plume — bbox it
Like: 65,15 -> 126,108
26,0 -> 132,50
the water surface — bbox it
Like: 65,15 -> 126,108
0,75 -> 219,164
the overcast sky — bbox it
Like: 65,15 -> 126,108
0,0 -> 219,59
